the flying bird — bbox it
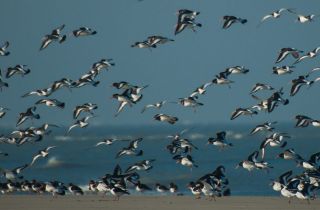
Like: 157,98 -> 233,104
30,146 -> 57,166
35,99 -> 65,109
16,106 -> 40,126
0,41 -> 10,56
40,24 -> 66,50
275,48 -> 303,63
258,8 -> 295,27
154,114 -> 178,124
222,16 -> 247,29
141,101 -> 166,113
66,116 -> 93,135
6,65 -> 30,78
230,108 -> 258,120
72,27 -> 97,37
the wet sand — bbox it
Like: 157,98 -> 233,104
1,195 -> 320,210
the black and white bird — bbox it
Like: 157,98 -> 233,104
272,66 -> 295,75
260,133 -> 289,159
95,138 -> 127,147
270,170 -> 293,192
147,35 -> 174,46
30,146 -> 57,166
141,101 -> 166,113
35,99 -> 65,109
16,106 -> 40,126
2,164 -> 29,180
73,103 -> 97,119
91,58 -> 115,73
175,9 -> 201,35
135,181 -> 152,193
294,115 -> 314,128
115,138 -> 143,158
275,48 -> 303,63
154,114 -> 178,124
177,9 -> 200,22
237,151 -> 273,172
0,107 -> 9,119
207,131 -> 233,149
176,97 -> 204,112
250,83 -> 274,94
40,24 -> 66,50
294,13 -> 318,23
230,108 -> 258,120
277,148 -> 302,161
293,47 -> 320,64
169,183 -> 178,194
131,41 -> 155,50
250,121 -> 277,135
173,154 -> 198,169
155,183 -> 169,193
22,87 -> 52,98
125,159 -> 155,173
50,78 -> 73,92
290,75 -> 313,96
175,18 -> 202,35
110,186 -> 130,200
72,27 -> 97,37
0,41 -> 10,56
112,93 -> 134,117
212,73 -> 234,88
66,116 -> 93,135
190,82 -> 212,98
223,66 -> 249,76
68,183 -> 84,195
258,8 -> 295,27
222,16 -> 247,29
266,88 -> 289,113
6,65 -> 30,78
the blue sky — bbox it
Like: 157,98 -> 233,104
1,0 -> 320,128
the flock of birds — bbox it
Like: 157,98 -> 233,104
0,5 -> 320,203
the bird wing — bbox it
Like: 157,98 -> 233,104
293,55 -> 309,64
141,104 -> 154,113
66,123 -> 78,134
14,164 -> 29,173
115,101 -> 128,117
95,141 -> 106,147
260,14 -> 273,23
30,154 -> 42,166
1,41 -> 9,50
46,146 -> 57,151
113,164 -> 122,176
52,24 -> 65,36
290,81 -> 304,96
40,36 -> 52,51
275,50 -> 289,63
230,109 -> 242,120
248,151 -> 259,162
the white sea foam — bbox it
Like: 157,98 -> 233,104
43,156 -> 64,168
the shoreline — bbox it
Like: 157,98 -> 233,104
1,195 -> 319,210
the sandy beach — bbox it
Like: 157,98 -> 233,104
1,195 -> 319,210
